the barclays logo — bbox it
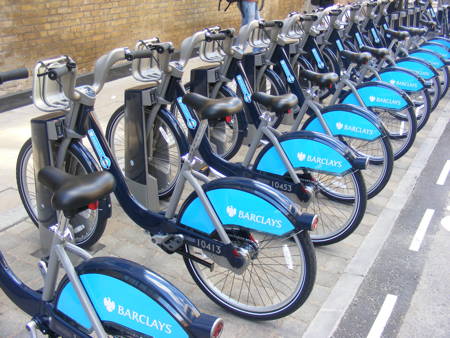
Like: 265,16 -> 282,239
389,78 -> 418,89
368,95 -> 401,106
297,152 -> 343,168
226,205 -> 237,217
104,297 -> 115,312
225,205 -> 282,228
335,121 -> 375,135
102,297 -> 173,334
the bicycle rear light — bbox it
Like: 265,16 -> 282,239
210,318 -> 224,338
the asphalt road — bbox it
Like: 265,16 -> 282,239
334,120 -> 450,338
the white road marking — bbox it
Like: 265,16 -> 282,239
441,216 -> 450,232
409,209 -> 435,252
436,160 -> 450,185
399,121 -> 405,135
367,294 -> 398,338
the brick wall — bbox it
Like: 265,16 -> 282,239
0,0 -> 306,95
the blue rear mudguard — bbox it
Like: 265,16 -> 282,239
367,66 -> 427,93
419,42 -> 450,62
394,56 -> 439,81
428,37 -> 450,49
55,257 -> 216,337
340,81 -> 413,111
178,177 -> 314,237
253,130 -> 363,178
301,104 -> 387,142
409,48 -> 447,69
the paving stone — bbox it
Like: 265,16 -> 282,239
0,68 -> 447,336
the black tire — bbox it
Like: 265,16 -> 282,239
105,106 -> 183,198
339,134 -> 394,199
184,230 -> 316,320
303,169 -> 367,245
437,64 -> 450,97
428,75 -> 442,111
16,139 -> 108,248
410,88 -> 432,131
373,105 -> 417,160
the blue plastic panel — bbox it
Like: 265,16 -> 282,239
180,188 -> 295,235
256,138 -> 352,175
305,110 -> 381,141
57,274 -> 188,337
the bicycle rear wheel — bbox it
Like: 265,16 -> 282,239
297,169 -> 367,245
184,230 -> 316,320
16,139 -> 108,248
339,134 -> 394,199
371,106 -> 417,160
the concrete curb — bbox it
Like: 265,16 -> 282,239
303,115 -> 448,338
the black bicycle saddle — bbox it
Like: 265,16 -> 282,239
385,28 -> 410,40
361,46 -> 390,59
182,93 -> 243,120
252,92 -> 298,113
38,167 -> 115,216
298,69 -> 339,87
341,50 -> 372,65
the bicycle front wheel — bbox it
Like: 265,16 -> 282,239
16,139 -> 108,248
184,230 -> 316,320
105,106 -> 183,198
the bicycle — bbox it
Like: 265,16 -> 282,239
19,52 -> 319,320
107,33 -> 368,246
286,8 -> 420,161
0,68 -> 224,338
234,17 -> 395,199
16,56 -> 113,248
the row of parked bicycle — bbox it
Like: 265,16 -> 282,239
0,0 -> 449,336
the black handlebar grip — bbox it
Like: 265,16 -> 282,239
260,20 -> 283,28
48,66 -> 68,81
126,49 -> 153,61
205,33 -> 227,42
220,29 -> 235,38
300,14 -> 318,22
0,68 -> 28,84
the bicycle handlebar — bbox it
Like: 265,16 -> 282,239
0,68 -> 28,84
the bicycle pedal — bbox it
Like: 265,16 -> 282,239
25,320 -> 38,338
152,234 -> 184,252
